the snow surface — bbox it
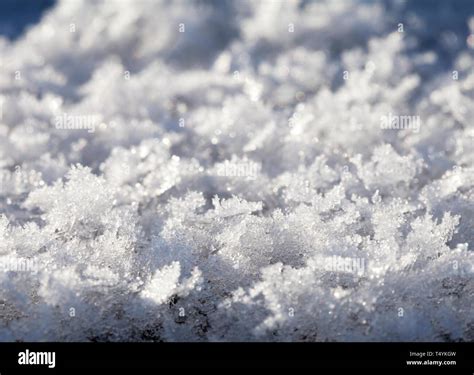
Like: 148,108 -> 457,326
0,0 -> 473,341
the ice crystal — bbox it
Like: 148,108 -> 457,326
0,0 -> 472,341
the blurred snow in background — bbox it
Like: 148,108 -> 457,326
0,0 -> 473,341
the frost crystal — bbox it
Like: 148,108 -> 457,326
0,0 -> 473,342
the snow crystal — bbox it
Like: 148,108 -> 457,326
0,0 -> 473,341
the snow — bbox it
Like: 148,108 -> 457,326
0,0 -> 473,341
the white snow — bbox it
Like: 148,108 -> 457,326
0,0 -> 473,341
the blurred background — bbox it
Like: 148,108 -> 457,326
0,0 -> 54,39
1,0 -> 474,74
